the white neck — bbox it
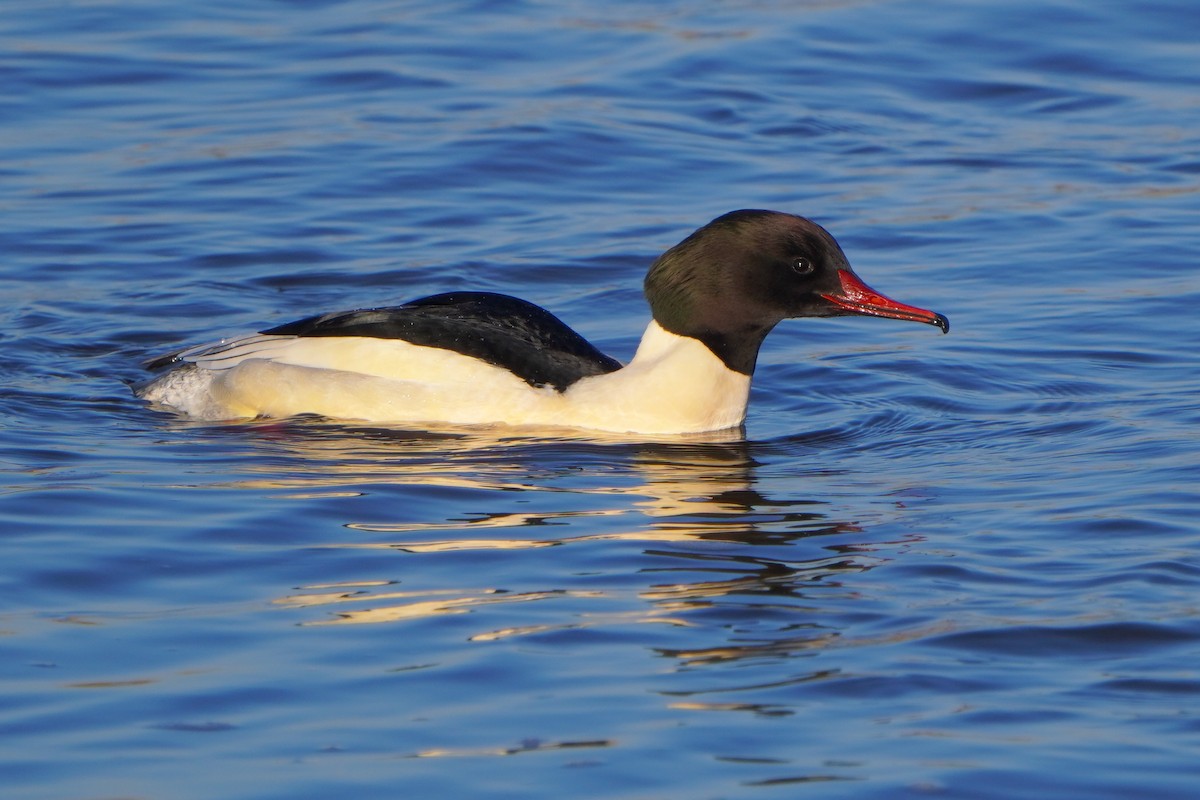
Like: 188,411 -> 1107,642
563,321 -> 752,434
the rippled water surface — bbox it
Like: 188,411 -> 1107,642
3,1 -> 1199,797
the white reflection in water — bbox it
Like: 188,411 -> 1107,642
214,422 -> 897,667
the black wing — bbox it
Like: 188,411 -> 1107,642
262,291 -> 623,391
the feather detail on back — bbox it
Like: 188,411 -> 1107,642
261,292 -> 622,391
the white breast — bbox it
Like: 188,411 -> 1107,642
561,322 -> 751,433
138,321 -> 752,434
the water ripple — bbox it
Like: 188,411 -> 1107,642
3,0 -> 1200,798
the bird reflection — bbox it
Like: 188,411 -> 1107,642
205,420 -> 899,669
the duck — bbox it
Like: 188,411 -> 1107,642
137,210 -> 948,434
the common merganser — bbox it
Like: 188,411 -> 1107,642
138,210 -> 948,434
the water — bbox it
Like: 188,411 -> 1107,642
3,0 -> 1199,797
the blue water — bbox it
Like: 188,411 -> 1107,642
3,0 -> 1199,797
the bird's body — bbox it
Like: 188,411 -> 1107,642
138,210 -> 947,434
142,315 -> 751,434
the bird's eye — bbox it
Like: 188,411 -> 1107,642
792,257 -> 814,275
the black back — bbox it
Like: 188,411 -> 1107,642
262,291 -> 622,391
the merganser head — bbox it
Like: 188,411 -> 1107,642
644,209 -> 948,375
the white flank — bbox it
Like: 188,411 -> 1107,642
138,321 -> 752,434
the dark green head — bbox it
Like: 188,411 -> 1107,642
644,210 -> 947,374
